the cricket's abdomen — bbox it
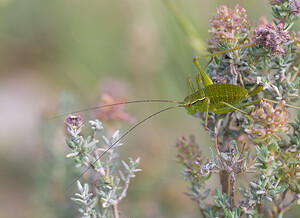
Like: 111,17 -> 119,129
204,83 -> 248,114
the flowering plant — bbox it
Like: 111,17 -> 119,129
166,0 -> 300,217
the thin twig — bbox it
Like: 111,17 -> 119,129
278,193 -> 299,213
214,127 -> 221,156
112,204 -> 119,218
117,175 -> 131,202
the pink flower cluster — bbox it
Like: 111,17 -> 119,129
93,93 -> 135,124
245,100 -> 291,142
208,4 -> 251,50
269,0 -> 285,4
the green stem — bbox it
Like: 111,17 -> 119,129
162,0 -> 205,52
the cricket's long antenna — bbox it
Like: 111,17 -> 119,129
66,104 -> 184,190
194,43 -> 257,60
50,99 -> 183,120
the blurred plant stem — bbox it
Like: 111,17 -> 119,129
162,0 -> 205,53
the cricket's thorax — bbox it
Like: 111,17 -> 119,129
183,83 -> 248,115
183,89 -> 206,115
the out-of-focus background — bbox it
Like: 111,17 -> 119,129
0,0 -> 299,217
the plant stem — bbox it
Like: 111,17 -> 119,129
214,126 -> 231,196
278,194 -> 298,215
220,172 -> 230,195
229,173 -> 236,208
257,202 -> 264,214
113,204 -> 119,218
117,175 -> 131,202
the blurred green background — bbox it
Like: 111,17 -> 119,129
0,0 -> 299,217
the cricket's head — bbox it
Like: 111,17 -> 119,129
183,90 -> 206,115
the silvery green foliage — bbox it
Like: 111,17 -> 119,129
203,189 -> 242,218
289,114 -> 300,150
71,181 -> 98,218
185,183 -> 211,211
65,117 -> 141,217
96,157 -> 141,209
238,146 -> 289,214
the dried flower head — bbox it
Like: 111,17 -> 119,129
65,114 -> 83,129
245,100 -> 291,142
93,93 -> 135,124
64,114 -> 84,140
207,4 -> 251,51
253,22 -> 291,56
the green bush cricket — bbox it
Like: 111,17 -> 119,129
60,47 -> 300,189
184,54 -> 300,132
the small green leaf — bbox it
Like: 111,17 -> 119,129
119,170 -> 126,182
220,152 -> 229,161
66,152 -> 79,158
122,161 -> 130,170
265,195 -> 273,202
66,138 -> 76,149
275,185 -> 288,194
249,182 -> 258,189
256,190 -> 265,195
71,198 -> 85,205
87,197 -> 98,208
202,188 -> 211,199
76,181 -> 83,192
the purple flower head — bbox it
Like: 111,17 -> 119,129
253,22 -> 291,56
291,0 -> 300,16
269,0 -> 285,5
